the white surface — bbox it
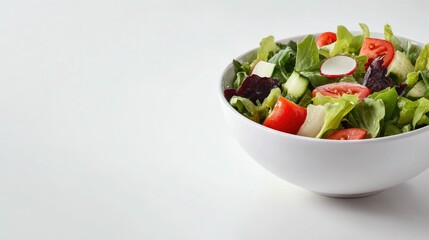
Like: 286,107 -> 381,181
1,0 -> 429,239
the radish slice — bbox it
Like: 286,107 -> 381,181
320,55 -> 357,78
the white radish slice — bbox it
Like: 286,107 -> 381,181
252,61 -> 276,77
320,55 -> 357,78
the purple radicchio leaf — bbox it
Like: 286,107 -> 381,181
224,74 -> 280,104
362,56 -> 394,93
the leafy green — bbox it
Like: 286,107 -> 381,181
404,41 -> 420,65
297,89 -> 312,108
233,72 -> 248,88
347,98 -> 385,138
337,25 -> 353,43
262,88 -> 281,110
406,71 -> 419,88
229,96 -> 268,123
330,25 -> 363,55
415,44 -> 429,71
251,36 -> 280,68
353,55 -> 369,77
397,97 -> 419,125
384,24 -> 403,51
384,121 -> 402,136
312,93 -> 359,138
295,35 -> 320,72
330,39 -> 349,56
359,23 -> 370,38
300,71 -> 335,88
339,75 -> 358,83
369,87 -> 398,121
233,59 -> 251,75
413,97 -> 429,128
349,35 -> 364,54
268,47 -> 296,84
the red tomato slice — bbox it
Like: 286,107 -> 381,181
359,38 -> 395,67
327,128 -> 368,140
312,82 -> 370,100
317,32 -> 337,47
263,96 -> 307,134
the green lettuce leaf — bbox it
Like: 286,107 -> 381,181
300,71 -> 335,88
384,121 -> 402,136
353,55 -> 369,77
404,41 -> 421,65
251,36 -> 280,68
268,47 -> 296,84
397,97 -> 419,125
262,88 -> 282,110
359,23 -> 370,38
347,98 -> 385,138
229,96 -> 268,123
384,24 -> 403,51
415,43 -> 429,71
413,97 -> 429,128
406,71 -> 419,88
331,25 -> 363,55
312,93 -> 359,138
295,35 -> 320,72
233,72 -> 248,88
349,35 -> 364,54
369,87 -> 398,121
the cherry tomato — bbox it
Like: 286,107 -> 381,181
317,32 -> 337,47
327,128 -> 368,140
312,82 -> 371,100
263,96 -> 307,134
359,38 -> 395,67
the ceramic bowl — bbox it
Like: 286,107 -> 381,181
219,33 -> 429,197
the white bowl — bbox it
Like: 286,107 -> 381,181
219,33 -> 429,197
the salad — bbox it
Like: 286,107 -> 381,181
224,24 -> 429,140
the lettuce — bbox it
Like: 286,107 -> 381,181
384,24 -> 403,51
359,23 -> 370,38
233,72 -> 248,88
397,97 -> 419,125
347,98 -> 385,138
229,96 -> 268,123
268,47 -> 296,84
331,25 -> 364,55
413,97 -> 429,128
295,35 -> 320,72
369,87 -> 398,121
300,71 -> 335,88
251,36 -> 280,68
415,43 -> 429,71
312,93 -> 359,138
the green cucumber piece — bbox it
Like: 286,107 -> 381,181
406,81 -> 426,99
282,71 -> 309,102
387,51 -> 414,83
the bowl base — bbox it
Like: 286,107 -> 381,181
314,190 -> 383,198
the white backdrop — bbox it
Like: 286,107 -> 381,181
1,0 -> 429,239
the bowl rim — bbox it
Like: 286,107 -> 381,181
219,32 -> 429,143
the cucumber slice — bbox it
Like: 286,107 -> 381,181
406,81 -> 426,99
297,104 -> 326,138
283,71 -> 309,102
387,51 -> 414,83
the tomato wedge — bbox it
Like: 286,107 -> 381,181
327,128 -> 368,140
312,82 -> 370,100
263,96 -> 307,134
359,38 -> 395,67
317,32 -> 337,47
